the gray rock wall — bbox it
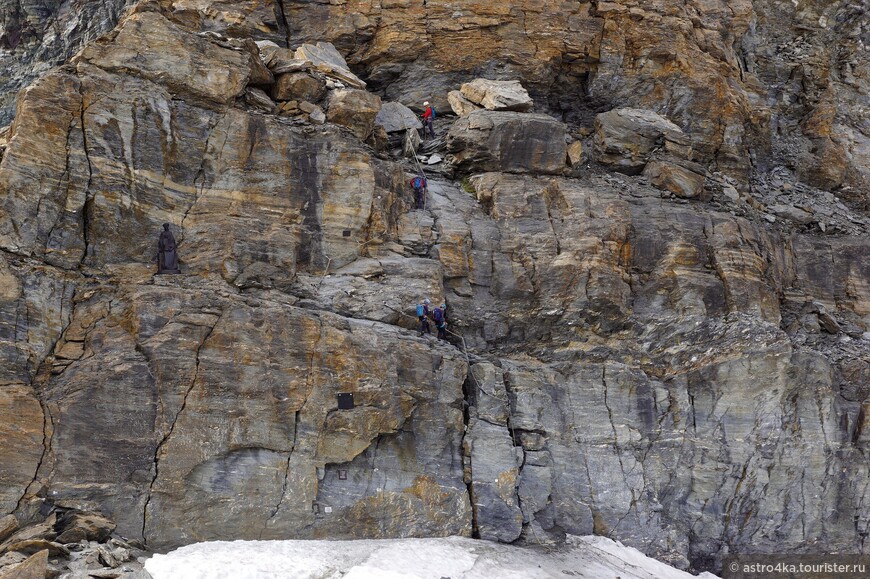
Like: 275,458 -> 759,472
0,0 -> 868,575
0,0 -> 133,125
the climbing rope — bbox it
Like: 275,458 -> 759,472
381,301 -> 481,393
380,298 -> 541,541
316,255 -> 332,289
381,323 -> 543,530
315,119 -> 543,543
406,127 -> 432,239
353,126 -> 433,256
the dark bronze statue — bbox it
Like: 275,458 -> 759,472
157,223 -> 180,274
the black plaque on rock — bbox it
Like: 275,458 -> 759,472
337,392 -> 354,410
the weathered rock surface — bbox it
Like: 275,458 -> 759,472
374,102 -> 422,133
459,79 -> 533,112
0,0 -> 868,576
447,111 -> 567,175
421,173 -> 869,567
0,0 -> 132,125
281,0 -> 869,204
295,42 -> 366,89
159,0 -> 285,44
0,548 -> 47,579
463,363 -> 523,543
0,517 -> 15,543
326,89 -> 382,141
77,9 -> 256,106
272,72 -> 326,104
447,91 -> 481,117
594,108 -> 687,174
0,385 -> 43,513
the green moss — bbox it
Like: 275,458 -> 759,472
460,177 -> 475,194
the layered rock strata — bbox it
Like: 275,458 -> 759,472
0,0 -> 868,575
281,0 -> 869,205
0,0 -> 133,125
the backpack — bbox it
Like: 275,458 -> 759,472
413,177 -> 423,189
433,307 -> 444,324
416,304 -> 425,317
430,107 -> 436,120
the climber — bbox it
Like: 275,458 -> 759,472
416,298 -> 432,336
421,101 -> 435,139
433,303 -> 447,340
411,172 -> 427,209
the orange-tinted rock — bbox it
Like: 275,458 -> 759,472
0,386 -> 43,514
447,111 -> 567,175
272,72 -> 326,103
326,89 -> 382,141
643,160 -> 706,198
0,549 -> 47,579
0,0 -> 867,570
78,10 -> 253,105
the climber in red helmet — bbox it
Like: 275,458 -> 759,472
421,101 -> 435,139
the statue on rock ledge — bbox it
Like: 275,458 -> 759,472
157,223 -> 180,274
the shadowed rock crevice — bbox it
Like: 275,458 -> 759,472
142,309 -> 223,545
13,397 -> 52,517
273,0 -> 290,47
265,409 -> 299,529
263,316 -> 322,533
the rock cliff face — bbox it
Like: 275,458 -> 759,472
0,0 -> 868,574
283,0 -> 870,205
0,0 -> 133,125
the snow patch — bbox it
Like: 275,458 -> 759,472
144,535 -> 720,579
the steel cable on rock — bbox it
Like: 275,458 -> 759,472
379,299 -> 539,542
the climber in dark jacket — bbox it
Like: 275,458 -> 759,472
411,173 -> 427,209
433,303 -> 447,340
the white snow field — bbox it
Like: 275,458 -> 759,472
144,534 -> 720,579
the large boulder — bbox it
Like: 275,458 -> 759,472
272,72 -> 326,103
447,91 -> 482,117
244,87 -> 276,112
295,42 -> 366,88
256,41 -> 312,74
593,108 -> 688,174
327,89 -> 382,141
447,110 -> 567,175
566,141 -> 583,167
0,549 -> 47,579
77,10 -> 254,105
459,79 -> 533,112
374,102 -> 422,133
643,160 -> 706,199
55,512 -> 116,544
